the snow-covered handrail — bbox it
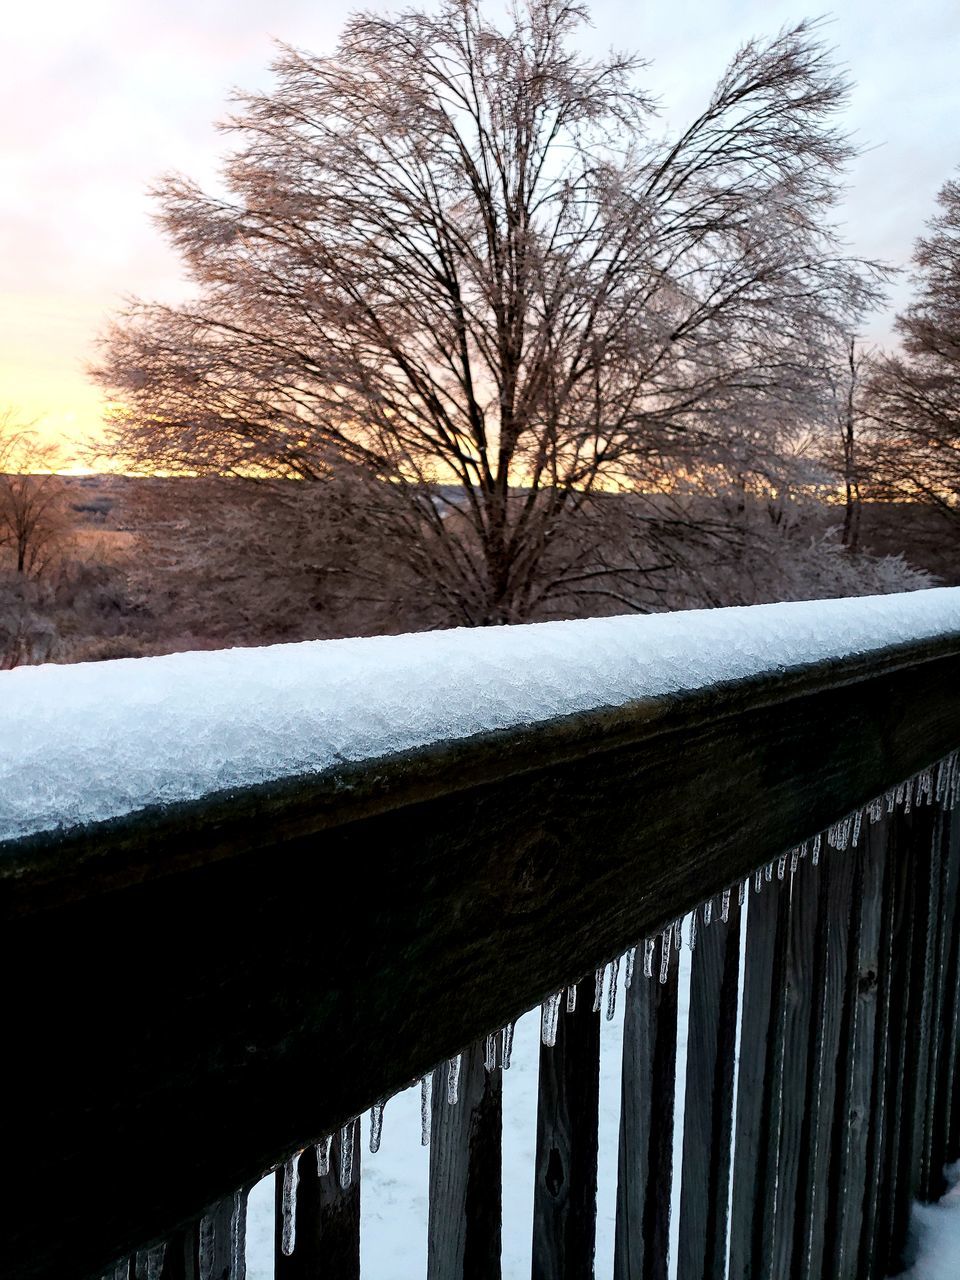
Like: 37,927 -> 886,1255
3,587 -> 960,846
4,589 -> 960,1280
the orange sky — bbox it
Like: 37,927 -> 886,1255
4,0 -> 960,469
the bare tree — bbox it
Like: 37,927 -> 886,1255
868,173 -> 960,526
97,0 -> 882,625
0,412 -> 72,577
822,335 -> 872,552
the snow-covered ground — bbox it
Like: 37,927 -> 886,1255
244,938 -> 696,1279
902,1164 -> 960,1280
3,588 -> 960,842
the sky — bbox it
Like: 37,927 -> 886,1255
3,0 -> 959,463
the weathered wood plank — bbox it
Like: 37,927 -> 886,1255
532,980 -> 600,1280
917,804 -> 948,1201
427,1039 -> 502,1280
894,804 -> 943,1263
4,645 -> 960,1280
614,934 -> 679,1280
770,855 -> 821,1280
677,897 -> 742,1280
877,811 -> 922,1273
857,816 -> 902,1280
728,874 -> 791,1280
825,817 -> 885,1280
159,1224 -> 200,1280
937,809 -> 960,1161
200,1192 -> 245,1280
928,806 -> 960,1188
275,1125 -> 361,1280
796,837 -> 857,1280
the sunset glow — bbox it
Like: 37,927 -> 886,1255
4,0 -> 960,465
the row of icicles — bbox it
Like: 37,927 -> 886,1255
105,751 -> 960,1278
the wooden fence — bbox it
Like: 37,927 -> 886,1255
3,630 -> 960,1280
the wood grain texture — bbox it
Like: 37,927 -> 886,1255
3,643 -> 960,1279
614,938 -> 679,1280
796,840 -> 856,1280
770,858 -> 820,1279
428,1039 -> 502,1280
937,813 -> 960,1163
728,875 -> 791,1280
877,812 -> 922,1273
857,821 -> 901,1280
677,900 -> 742,1280
826,821 -> 885,1280
532,980 -> 600,1280
158,1225 -> 200,1280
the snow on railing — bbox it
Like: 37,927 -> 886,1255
3,587 -> 960,843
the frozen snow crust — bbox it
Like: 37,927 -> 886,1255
3,587 -> 960,843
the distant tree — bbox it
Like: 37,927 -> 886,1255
0,412 -> 72,576
97,0 -> 881,624
869,174 -> 960,525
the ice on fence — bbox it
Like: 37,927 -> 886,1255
3,587 -> 960,843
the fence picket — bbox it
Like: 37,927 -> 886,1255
677,899 -> 742,1280
427,1038 -> 502,1280
728,875 -> 790,1280
275,1125 -> 361,1280
614,936 -> 679,1280
532,979 -> 600,1280
159,1225 -> 200,1280
826,820 -> 885,1280
796,838 -> 857,1280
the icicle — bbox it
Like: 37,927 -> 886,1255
593,967 -> 604,1013
905,778 -> 915,813
721,887 -> 731,923
606,956 -> 621,1021
895,781 -> 906,810
106,1261 -> 129,1280
502,1021 -> 516,1070
420,1074 -> 433,1146
869,796 -> 883,823
446,1054 -> 462,1105
703,897 -> 713,926
146,1246 -> 165,1280
754,868 -> 763,894
922,769 -> 934,805
764,861 -> 773,882
280,1155 -> 300,1256
370,1101 -> 384,1154
936,760 -> 947,803
339,1122 -> 355,1190
566,983 -> 578,1013
688,907 -> 699,952
624,946 -> 637,989
674,918 -> 682,951
541,991 -> 562,1046
643,937 -> 655,978
484,1032 -> 497,1071
777,853 -> 787,880
790,845 -> 801,875
738,878 -> 748,906
316,1135 -> 332,1176
230,1188 -> 246,1280
659,930 -> 671,985
885,787 -> 896,814
852,809 -> 863,846
812,833 -> 822,866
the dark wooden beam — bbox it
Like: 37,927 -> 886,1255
2,638 -> 960,1280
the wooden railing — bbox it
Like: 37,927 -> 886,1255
3,627 -> 960,1280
